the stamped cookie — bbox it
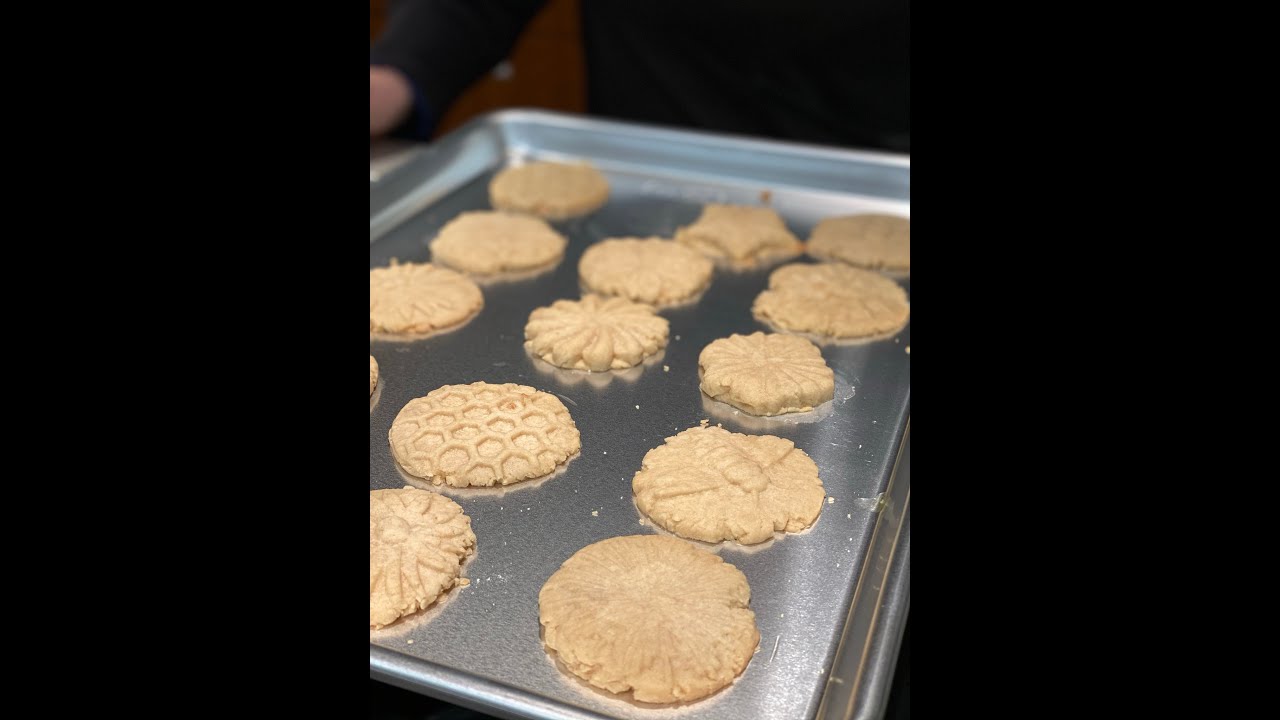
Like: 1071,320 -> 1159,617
578,237 -> 714,306
369,261 -> 484,335
390,382 -> 581,487
807,214 -> 910,271
489,161 -> 609,219
370,355 -> 379,396
539,535 -> 759,703
525,295 -> 669,372
633,425 -> 825,544
674,204 -> 802,267
429,211 -> 568,276
753,263 -> 909,339
699,332 -> 834,415
370,486 -> 476,629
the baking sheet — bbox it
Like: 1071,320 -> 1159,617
370,110 -> 910,720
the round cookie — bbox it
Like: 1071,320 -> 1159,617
370,262 -> 484,335
633,425 -> 825,544
539,535 -> 759,703
489,161 -> 609,220
370,486 -> 476,629
525,295 -> 669,372
578,237 -> 714,306
674,204 -> 802,267
429,211 -> 568,276
370,355 -> 379,396
699,332 -> 834,415
752,263 -> 909,339
390,382 -> 581,487
807,214 -> 910,271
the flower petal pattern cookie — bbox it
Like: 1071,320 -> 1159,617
370,355 -> 379,396
489,161 -> 609,219
369,262 -> 484,335
370,486 -> 476,629
538,535 -> 759,703
752,263 -> 909,339
390,382 -> 581,487
699,332 -> 834,416
632,425 -> 825,544
674,204 -> 802,267
807,214 -> 910,271
524,295 -> 669,372
429,211 -> 568,276
578,237 -> 714,306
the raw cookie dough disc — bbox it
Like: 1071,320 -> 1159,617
369,262 -> 484,335
699,332 -> 834,416
390,382 -> 581,487
525,295 -> 669,372
429,211 -> 568,276
370,355 -> 379,395
538,535 -> 759,703
633,425 -> 825,544
370,486 -> 476,629
752,263 -> 909,339
489,161 -> 609,219
674,204 -> 802,268
807,214 -> 910,271
578,237 -> 714,306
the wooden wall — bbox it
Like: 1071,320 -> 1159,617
370,0 -> 586,138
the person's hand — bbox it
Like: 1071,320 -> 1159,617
370,66 -> 413,137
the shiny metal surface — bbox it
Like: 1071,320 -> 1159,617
370,110 -> 910,720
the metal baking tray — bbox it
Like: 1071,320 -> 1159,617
369,109 -> 910,720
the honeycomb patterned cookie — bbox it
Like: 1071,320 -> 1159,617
578,237 -> 714,306
389,382 -> 581,487
369,355 -> 379,396
524,294 -> 669,371
539,535 -> 759,704
752,263 -> 909,339
632,425 -> 826,544
699,332 -> 834,415
807,214 -> 910,271
429,211 -> 568,276
674,204 -> 802,268
489,161 -> 609,219
370,486 -> 476,629
369,261 -> 484,335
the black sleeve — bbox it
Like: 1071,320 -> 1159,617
370,0 -> 548,129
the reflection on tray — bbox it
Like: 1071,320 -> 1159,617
697,371 -> 855,432
393,453 -> 582,500
525,345 -> 667,390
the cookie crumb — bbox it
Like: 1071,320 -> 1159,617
827,497 -> 835,504
760,189 -> 773,203
636,405 -> 640,410
675,334 -> 681,341
905,345 -> 910,354
407,639 -> 414,645
591,510 -> 599,517
663,365 -> 670,372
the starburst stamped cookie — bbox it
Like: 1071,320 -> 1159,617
429,211 -> 568,276
807,214 -> 910,272
524,295 -> 669,372
390,382 -> 581,487
699,332 -> 835,415
633,425 -> 826,544
370,486 -> 476,629
489,161 -> 609,219
578,237 -> 714,306
369,261 -> 484,335
752,263 -> 909,339
674,204 -> 802,268
539,535 -> 759,703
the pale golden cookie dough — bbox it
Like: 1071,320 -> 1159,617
674,204 -> 802,267
698,332 -> 834,416
525,295 -> 669,372
369,262 -> 484,335
753,263 -> 909,339
633,425 -> 825,544
370,486 -> 476,629
390,382 -> 581,487
370,355 -> 379,396
578,237 -> 714,306
807,214 -> 910,271
539,535 -> 759,703
489,161 -> 610,219
429,211 -> 568,276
